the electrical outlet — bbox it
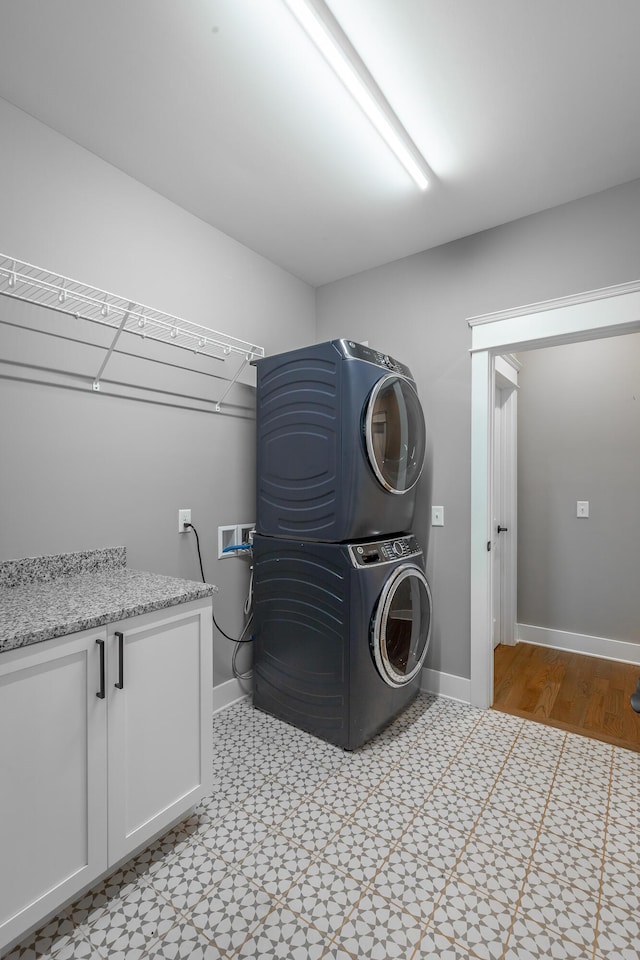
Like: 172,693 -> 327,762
576,500 -> 589,518
178,508 -> 191,533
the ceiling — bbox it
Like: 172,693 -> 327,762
1,0 -> 640,287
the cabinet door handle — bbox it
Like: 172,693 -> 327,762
114,631 -> 124,690
96,638 -> 106,699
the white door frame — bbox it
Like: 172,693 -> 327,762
492,355 -> 520,649
468,279 -> 640,709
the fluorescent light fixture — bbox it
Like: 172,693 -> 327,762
283,0 -> 432,190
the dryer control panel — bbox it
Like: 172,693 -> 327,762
338,339 -> 413,379
349,535 -> 421,567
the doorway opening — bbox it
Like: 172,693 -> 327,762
489,335 -> 640,752
468,279 -> 640,713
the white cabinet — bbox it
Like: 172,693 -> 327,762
0,628 -> 108,950
107,603 -> 212,863
0,598 -> 212,954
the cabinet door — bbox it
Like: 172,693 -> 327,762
107,599 -> 212,864
0,629 -> 108,952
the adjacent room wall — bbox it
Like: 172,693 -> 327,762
316,177 -> 640,683
517,334 -> 640,647
0,98 -> 316,687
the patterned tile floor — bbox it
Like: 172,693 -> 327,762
5,695 -> 639,960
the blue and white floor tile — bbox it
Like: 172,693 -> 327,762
518,870 -> 599,950
332,890 -> 426,960
430,877 -> 514,960
604,818 -> 640,867
189,871 -> 274,955
145,915 -> 226,960
369,846 -> 448,923
278,798 -> 345,853
504,915 -> 586,960
237,832 -> 313,898
453,838 -> 528,907
595,899 -> 640,960
322,821 -> 393,885
280,859 -> 362,938
471,806 -> 541,863
530,831 -> 603,897
232,904 -> 327,960
601,857 -> 640,916
310,773 -> 374,818
4,693 -> 638,960
350,791 -> 413,844
399,811 -> 468,874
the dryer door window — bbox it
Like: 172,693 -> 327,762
365,376 -> 426,494
371,565 -> 432,687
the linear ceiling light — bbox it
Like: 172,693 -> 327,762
283,0 -> 432,190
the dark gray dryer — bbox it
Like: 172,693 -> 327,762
252,533 -> 433,750
254,339 -> 426,542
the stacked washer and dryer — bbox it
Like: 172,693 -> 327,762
252,339 -> 432,749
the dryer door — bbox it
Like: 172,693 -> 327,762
371,565 -> 432,687
364,375 -> 426,494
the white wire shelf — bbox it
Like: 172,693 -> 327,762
0,253 -> 264,408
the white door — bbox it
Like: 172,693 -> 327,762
0,629 -> 108,952
491,357 -> 519,649
107,600 -> 212,864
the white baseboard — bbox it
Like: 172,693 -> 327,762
420,667 -> 471,703
213,671 -> 472,715
516,623 -> 640,666
212,677 -> 252,715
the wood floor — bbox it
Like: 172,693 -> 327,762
493,642 -> 640,752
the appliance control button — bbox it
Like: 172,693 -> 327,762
393,541 -> 402,556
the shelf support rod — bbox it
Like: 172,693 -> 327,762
92,301 -> 136,391
215,353 -> 252,412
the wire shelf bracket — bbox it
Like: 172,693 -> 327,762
0,254 -> 265,407
92,301 -> 136,391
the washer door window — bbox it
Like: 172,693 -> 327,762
372,565 -> 432,687
365,375 -> 426,494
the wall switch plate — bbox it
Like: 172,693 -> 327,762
576,500 -> 589,518
178,509 -> 191,532
432,505 -> 444,526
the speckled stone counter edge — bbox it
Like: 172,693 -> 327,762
0,546 -> 126,588
0,549 -> 217,653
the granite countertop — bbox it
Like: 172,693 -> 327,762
0,547 -> 217,653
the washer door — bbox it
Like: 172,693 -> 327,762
364,375 -> 426,494
371,565 -> 432,687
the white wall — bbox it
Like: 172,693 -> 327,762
517,333 -> 640,644
316,178 -> 640,682
0,99 -> 316,686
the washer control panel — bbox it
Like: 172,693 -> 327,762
339,339 -> 413,379
349,535 -> 421,567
